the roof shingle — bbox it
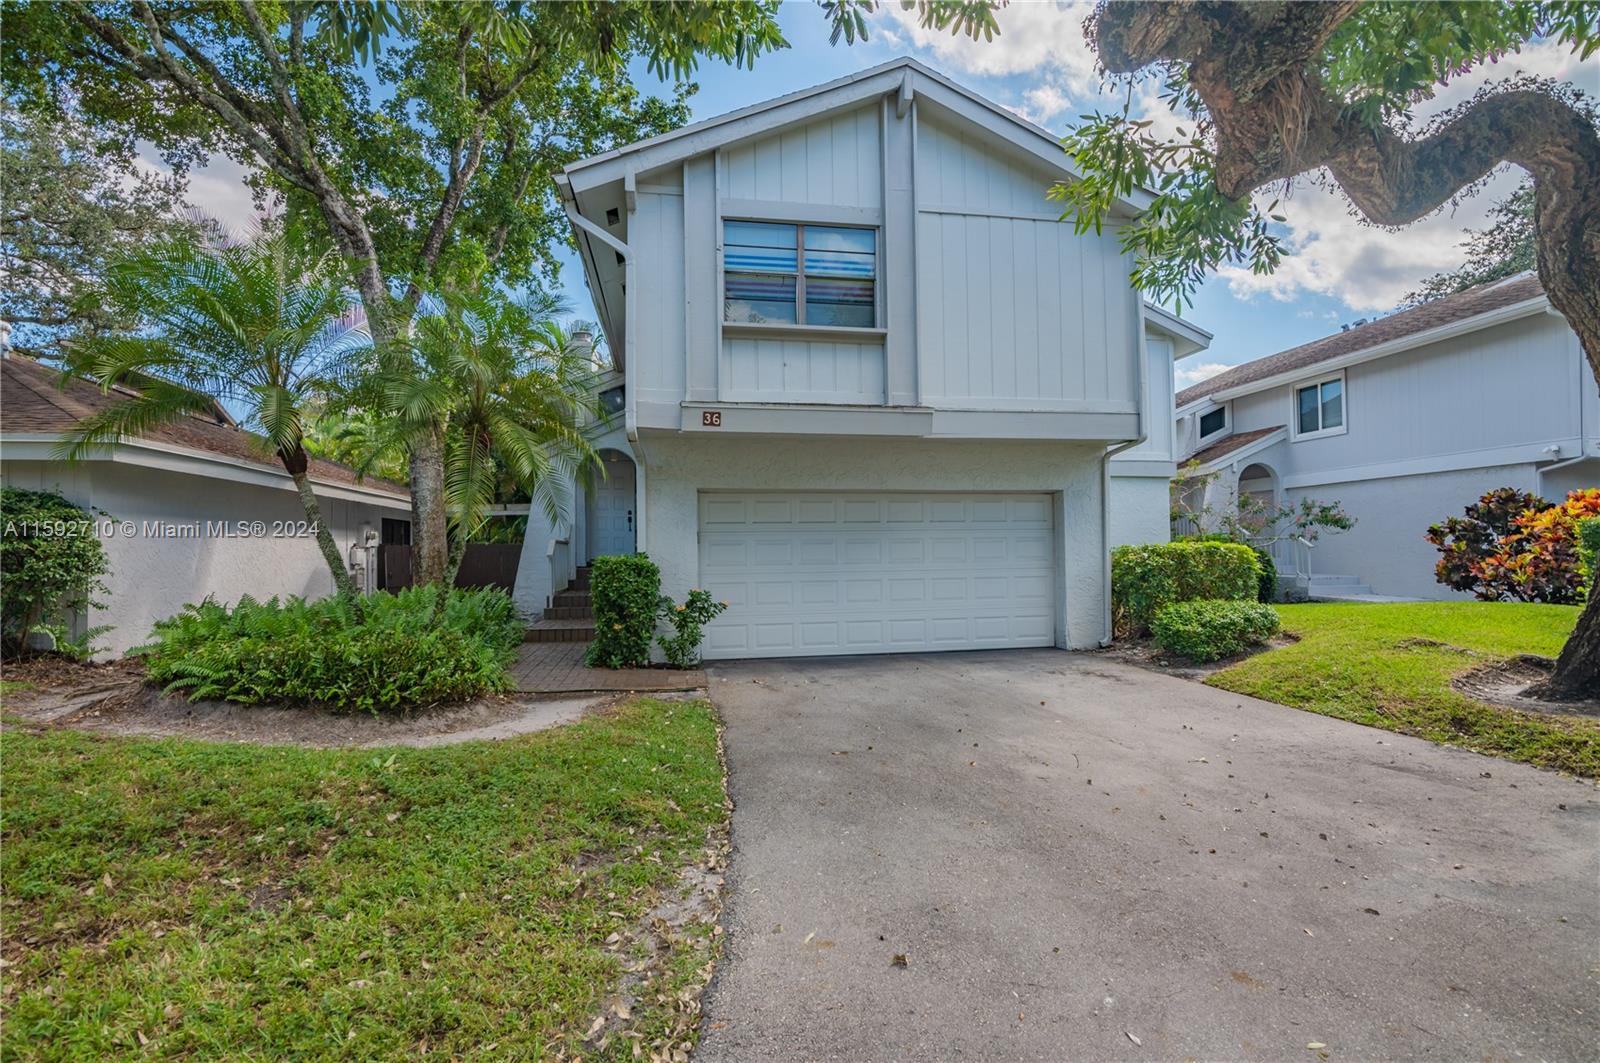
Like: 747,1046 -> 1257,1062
0,356 -> 408,498
1176,273 -> 1546,408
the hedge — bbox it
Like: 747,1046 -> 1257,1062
586,553 -> 661,668
1579,516 -> 1600,600
1151,598 -> 1281,663
1112,541 -> 1261,636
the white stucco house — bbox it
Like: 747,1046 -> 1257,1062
513,58 -> 1213,659
0,355 -> 412,655
1173,273 -> 1599,600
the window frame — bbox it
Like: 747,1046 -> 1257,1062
1291,370 -> 1347,441
1197,404 -> 1228,440
721,218 -> 882,332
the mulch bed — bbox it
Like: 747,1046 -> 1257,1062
1451,655 -> 1600,718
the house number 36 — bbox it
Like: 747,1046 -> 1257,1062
702,410 -> 722,427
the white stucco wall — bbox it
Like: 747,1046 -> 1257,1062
1288,462 -> 1543,600
2,459 -> 405,656
1108,475 -> 1171,548
636,433 -> 1109,652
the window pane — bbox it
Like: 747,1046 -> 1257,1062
1297,385 -> 1320,434
1320,379 -> 1343,429
805,276 -> 875,327
1199,408 -> 1226,437
725,272 -> 797,323
803,226 -> 876,278
724,222 -> 797,274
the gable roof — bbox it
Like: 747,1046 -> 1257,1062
562,57 -> 1148,208
1176,273 -> 1548,409
1185,425 -> 1286,471
0,356 -> 408,498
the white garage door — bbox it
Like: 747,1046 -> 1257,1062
698,491 -> 1056,659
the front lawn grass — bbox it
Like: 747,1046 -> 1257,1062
1,698 -> 724,1061
1207,601 -> 1598,776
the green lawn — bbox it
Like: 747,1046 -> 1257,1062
1208,601 -> 1598,776
0,698 -> 725,1061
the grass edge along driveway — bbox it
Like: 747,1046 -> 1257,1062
1,697 -> 725,1061
1208,601 -> 1597,777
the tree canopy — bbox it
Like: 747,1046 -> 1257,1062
1405,181 -> 1536,305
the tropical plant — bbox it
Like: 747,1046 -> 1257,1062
1577,517 -> 1600,599
367,290 -> 600,598
62,229 -> 373,616
138,587 -> 521,712
1426,487 -> 1552,598
657,590 -> 729,669
1477,488 -> 1600,604
0,486 -> 113,656
4,0 -> 789,587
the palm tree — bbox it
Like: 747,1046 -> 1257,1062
374,289 -> 601,594
63,229 -> 373,617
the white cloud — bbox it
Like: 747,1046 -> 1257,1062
1174,361 -> 1233,389
875,1 -> 1101,92
134,146 -> 268,236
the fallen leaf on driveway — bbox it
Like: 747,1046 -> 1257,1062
1126,1031 -> 1142,1046
1306,1043 -> 1327,1050
1361,908 -> 1380,916
803,931 -> 815,944
890,953 -> 908,968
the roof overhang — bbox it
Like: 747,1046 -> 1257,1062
0,434 -> 412,509
1183,426 -> 1289,475
1176,293 -> 1551,414
1143,303 -> 1213,358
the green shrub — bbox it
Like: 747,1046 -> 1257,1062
1112,541 -> 1261,636
0,486 -> 113,657
1175,532 -> 1279,603
657,589 -> 728,669
586,553 -> 661,668
1578,517 -> 1600,599
1151,599 -> 1281,663
138,586 -> 521,712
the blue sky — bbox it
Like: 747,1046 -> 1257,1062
171,2 -> 1596,389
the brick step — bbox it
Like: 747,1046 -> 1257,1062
543,605 -> 593,621
553,590 -> 591,608
525,619 -> 597,643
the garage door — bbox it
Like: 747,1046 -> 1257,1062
698,492 -> 1056,659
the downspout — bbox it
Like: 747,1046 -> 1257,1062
1101,312 -> 1152,647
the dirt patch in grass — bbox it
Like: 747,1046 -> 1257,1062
1452,655 -> 1600,718
2,655 -> 615,748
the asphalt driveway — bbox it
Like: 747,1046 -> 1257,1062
695,649 -> 1599,1062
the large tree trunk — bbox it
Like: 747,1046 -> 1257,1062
1530,594 -> 1600,700
409,427 -> 450,587
284,454 -> 366,624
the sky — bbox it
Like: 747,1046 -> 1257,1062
168,1 -> 1599,389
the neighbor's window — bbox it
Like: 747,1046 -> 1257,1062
1199,406 -> 1227,438
1295,375 -> 1344,436
724,221 -> 877,328
598,386 -> 625,416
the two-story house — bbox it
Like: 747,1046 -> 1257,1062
1173,273 -> 1599,600
514,58 -> 1211,659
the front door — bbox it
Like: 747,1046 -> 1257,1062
592,458 -> 636,559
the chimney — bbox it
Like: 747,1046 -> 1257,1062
571,328 -> 600,371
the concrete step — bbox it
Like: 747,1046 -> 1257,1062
525,619 -> 596,643
543,605 -> 593,621
1307,574 -> 1366,587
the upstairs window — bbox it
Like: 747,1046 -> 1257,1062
1198,406 -> 1227,438
1295,374 -> 1345,438
724,221 -> 877,328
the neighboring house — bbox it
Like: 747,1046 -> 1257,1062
1173,273 -> 1599,600
0,355 -> 411,655
515,58 -> 1212,659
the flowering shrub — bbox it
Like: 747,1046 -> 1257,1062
657,589 -> 728,669
1427,488 -> 1599,603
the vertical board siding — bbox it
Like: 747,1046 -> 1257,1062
722,106 -> 883,208
631,190 -> 686,402
723,339 -> 886,405
914,114 -> 1138,410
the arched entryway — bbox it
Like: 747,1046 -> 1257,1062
588,448 -> 637,561
1237,461 -> 1279,514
